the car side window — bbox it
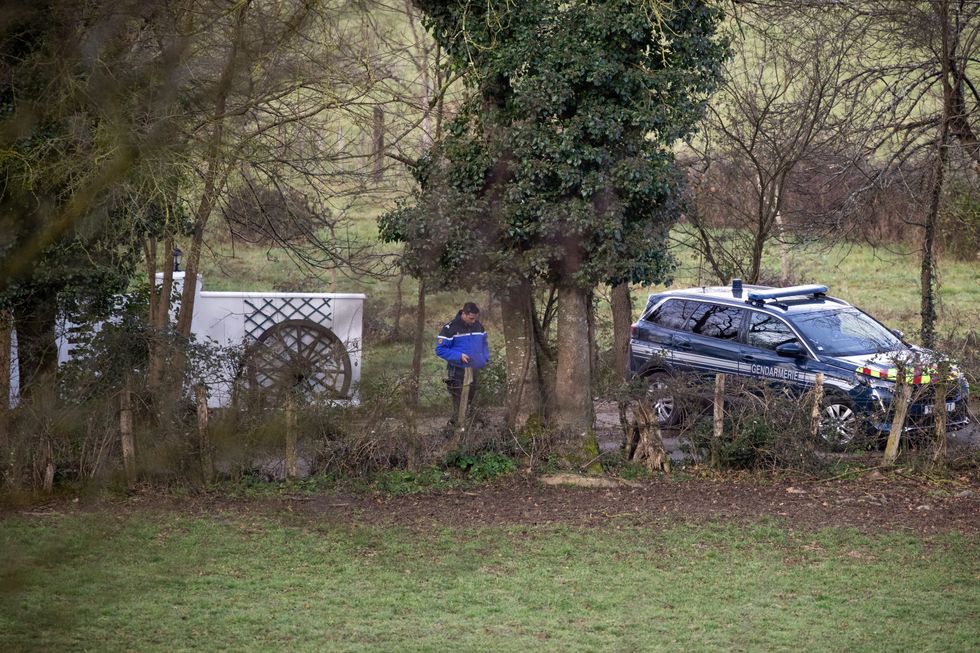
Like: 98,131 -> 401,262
746,312 -> 797,350
647,299 -> 696,331
687,303 -> 743,340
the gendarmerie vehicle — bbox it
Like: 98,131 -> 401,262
628,281 -> 971,448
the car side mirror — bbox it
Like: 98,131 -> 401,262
891,328 -> 904,339
775,342 -> 806,358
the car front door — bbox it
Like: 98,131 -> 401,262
739,311 -> 814,390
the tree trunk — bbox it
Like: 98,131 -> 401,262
147,238 -> 175,393
176,187 -> 219,340
632,401 -> 670,474
922,9 -> 954,349
711,373 -> 725,469
393,272 -> 404,341
810,372 -> 824,441
610,282 -> 632,379
554,285 -> 594,439
119,376 -> 137,487
407,279 -> 426,409
12,294 -> 59,397
373,106 -> 385,182
775,210 -> 790,284
196,384 -> 213,484
0,309 -> 10,407
920,133 -> 947,349
588,292 -> 599,387
883,379 -> 911,467
41,438 -> 54,494
145,237 -> 159,325
285,392 -> 297,480
748,231 -> 764,285
175,3 -> 248,341
501,282 -> 542,429
433,42 -> 445,141
0,309 -> 11,482
329,224 -> 338,293
531,286 -> 558,418
932,362 -> 949,466
406,0 -> 435,150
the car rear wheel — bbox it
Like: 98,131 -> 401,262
645,371 -> 680,427
818,395 -> 859,450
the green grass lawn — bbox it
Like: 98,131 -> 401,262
199,221 -> 979,337
656,230 -> 980,337
2,511 -> 977,652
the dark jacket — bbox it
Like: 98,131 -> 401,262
436,311 -> 490,369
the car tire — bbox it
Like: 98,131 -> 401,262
644,370 -> 680,427
817,394 -> 859,451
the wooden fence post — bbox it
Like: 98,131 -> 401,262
119,376 -> 136,487
448,367 -> 475,452
285,391 -> 297,480
195,384 -> 213,484
0,309 -> 11,484
457,367 -> 474,428
883,373 -> 911,467
42,438 -> 54,493
810,372 -> 824,441
932,365 -> 949,465
711,373 -> 725,468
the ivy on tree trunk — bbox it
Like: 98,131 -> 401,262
383,1 -> 728,450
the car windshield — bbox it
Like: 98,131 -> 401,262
789,308 -> 904,357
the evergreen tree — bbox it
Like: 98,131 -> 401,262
381,0 -> 727,441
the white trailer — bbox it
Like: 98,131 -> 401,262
8,272 -> 365,407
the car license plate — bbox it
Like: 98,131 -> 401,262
924,402 -> 956,415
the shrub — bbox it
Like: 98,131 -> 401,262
940,181 -> 980,261
476,353 -> 507,407
677,378 -> 830,473
445,451 -> 517,481
221,179 -> 326,246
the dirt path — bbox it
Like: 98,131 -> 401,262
8,467 -> 978,537
284,474 -> 980,536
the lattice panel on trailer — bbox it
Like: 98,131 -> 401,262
244,297 -> 333,341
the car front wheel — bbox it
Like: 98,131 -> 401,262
818,395 -> 859,450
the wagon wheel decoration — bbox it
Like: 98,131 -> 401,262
247,319 -> 352,403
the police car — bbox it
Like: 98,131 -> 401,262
628,281 -> 971,448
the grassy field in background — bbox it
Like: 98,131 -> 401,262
199,217 -> 980,339
2,511 -> 977,652
196,218 -> 979,411
662,233 -> 980,336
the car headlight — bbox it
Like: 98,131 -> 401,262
854,372 -> 895,390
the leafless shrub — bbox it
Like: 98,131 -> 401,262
221,179 -> 328,246
697,378 -> 831,473
3,384 -> 118,489
362,296 -> 407,344
938,178 -> 980,261
627,373 -> 841,473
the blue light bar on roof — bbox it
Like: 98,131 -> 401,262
747,285 -> 828,303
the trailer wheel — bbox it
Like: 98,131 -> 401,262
247,319 -> 352,403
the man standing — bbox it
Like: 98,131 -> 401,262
436,302 -> 490,425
